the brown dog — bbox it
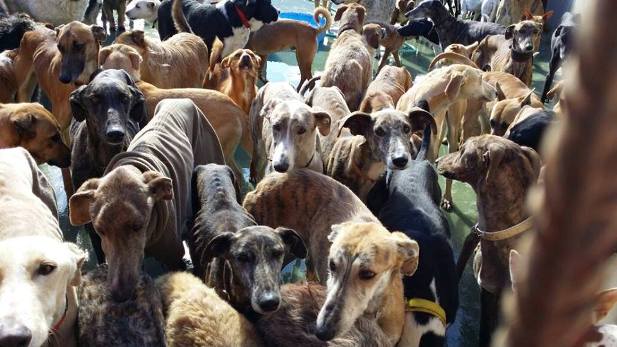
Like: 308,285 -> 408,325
360,65 -> 412,113
321,3 -> 372,111
99,43 -> 249,180
114,30 -> 209,89
390,0 -> 415,24
364,22 -> 408,73
246,7 -> 332,88
0,49 -> 17,102
0,102 -> 70,167
211,49 -> 261,114
243,169 -> 379,284
472,19 -> 543,86
436,135 -> 540,346
14,23 -> 105,137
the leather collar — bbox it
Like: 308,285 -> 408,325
473,217 -> 534,241
234,5 -> 251,29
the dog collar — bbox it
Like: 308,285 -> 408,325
338,24 -> 357,36
473,217 -> 534,241
303,152 -> 315,168
510,47 -> 534,62
406,298 -> 447,326
234,5 -> 251,29
50,294 -> 69,334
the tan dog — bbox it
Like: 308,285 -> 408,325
521,9 -> 554,30
212,49 -> 261,114
390,0 -> 415,24
250,82 -> 331,183
243,169 -> 379,284
114,30 -> 210,89
246,7 -> 332,88
315,222 -> 419,345
472,20 -> 543,86
14,23 -> 105,135
99,43 -> 249,179
364,22 -> 410,73
0,147 -> 86,347
321,3 -> 372,111
360,65 -> 412,113
325,107 -> 434,201
0,102 -> 71,167
428,42 -> 480,70
0,49 -> 17,102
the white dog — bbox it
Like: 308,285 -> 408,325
125,0 -> 161,23
0,147 -> 86,347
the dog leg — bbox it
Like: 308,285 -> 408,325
377,50 -> 390,73
442,104 -> 464,211
479,288 -> 501,347
541,54 -> 560,103
118,2 -> 127,32
393,50 -> 402,67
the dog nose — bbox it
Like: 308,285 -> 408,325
59,73 -> 72,84
0,323 -> 32,347
105,128 -> 125,143
315,324 -> 336,341
273,161 -> 289,172
392,156 -> 409,168
257,293 -> 280,312
525,44 -> 534,51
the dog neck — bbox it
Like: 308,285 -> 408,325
510,47 -> 534,62
47,287 -> 78,347
86,124 -> 132,174
367,269 -> 405,345
476,176 -> 529,232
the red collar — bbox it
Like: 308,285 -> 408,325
234,5 -> 251,29
50,294 -> 69,334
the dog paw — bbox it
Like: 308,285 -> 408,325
441,199 -> 453,211
117,26 -> 126,33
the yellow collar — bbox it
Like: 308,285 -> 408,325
406,298 -> 447,326
473,217 -> 534,241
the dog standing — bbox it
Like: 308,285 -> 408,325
69,98 -> 225,303
360,65 -> 412,113
0,147 -> 86,347
331,0 -> 396,25
208,48 -> 261,114
540,12 -> 577,103
250,82 -> 331,183
101,0 -> 128,32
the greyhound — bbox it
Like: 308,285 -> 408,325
540,12 -> 577,103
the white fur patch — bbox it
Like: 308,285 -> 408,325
221,26 -> 251,58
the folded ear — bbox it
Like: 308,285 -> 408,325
221,55 -> 232,69
69,178 -> 100,226
98,46 -> 112,66
142,171 -> 173,201
69,85 -> 88,122
275,227 -> 307,259
495,82 -> 507,101
313,111 -> 332,136
131,30 -> 146,47
391,231 -> 419,276
483,142 -> 506,182
505,24 -> 515,40
11,112 -> 37,140
65,242 -> 87,286
445,73 -> 464,100
334,5 -> 348,21
202,232 -> 234,267
339,111 -> 372,137
90,25 -> 106,44
594,288 -> 617,323
408,107 -> 437,135
520,90 -> 534,107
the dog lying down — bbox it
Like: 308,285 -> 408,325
77,264 -> 166,346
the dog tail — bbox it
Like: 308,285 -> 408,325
299,75 -> 322,96
172,0 -> 193,33
314,6 -> 332,34
417,124 -> 432,161
428,52 -> 479,71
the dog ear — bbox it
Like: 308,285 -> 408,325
131,30 -> 146,47
520,90 -> 534,107
203,232 -> 234,265
127,49 -> 143,72
129,86 -> 147,125
505,25 -> 515,40
54,24 -> 64,37
518,146 -> 542,184
363,24 -> 381,49
521,9 -> 533,21
260,98 -> 279,119
253,54 -> 262,69
69,178 -> 100,226
508,249 -> 521,292
444,73 -> 464,100
312,111 -> 332,136
142,171 -> 173,201
98,46 -> 112,66
334,5 -> 348,21
594,288 -> 617,323
408,107 -> 437,135
11,112 -> 37,140
69,85 -> 88,122
542,10 -> 554,22
482,142 -> 506,182
275,227 -> 308,259
65,242 -> 87,286
466,41 -> 479,54
339,111 -> 372,137
356,6 -> 366,25
495,82 -> 506,101
391,231 -> 419,276
90,25 -> 107,44
328,223 -> 347,243
221,55 -> 232,69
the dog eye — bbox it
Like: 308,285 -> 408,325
375,127 -> 386,137
73,42 -> 84,50
329,260 -> 336,273
297,127 -> 306,135
359,270 -> 376,280
38,263 -> 57,276
403,125 -> 411,134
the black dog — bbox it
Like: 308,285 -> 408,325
171,0 -> 278,57
406,0 -> 504,49
156,0 -> 175,40
0,13 -> 36,52
398,18 -> 441,45
540,12 -> 577,103
69,69 -> 147,263
506,110 -> 555,151
368,124 -> 458,345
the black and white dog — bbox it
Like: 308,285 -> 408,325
171,0 -> 278,57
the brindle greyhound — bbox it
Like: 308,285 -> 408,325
436,135 -> 541,347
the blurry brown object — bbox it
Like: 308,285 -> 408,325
498,1 -> 617,346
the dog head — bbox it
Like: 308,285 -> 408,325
362,24 -> 386,50
315,222 -> 419,341
340,108 -> 435,169
204,226 -> 306,314
436,135 -> 541,191
333,3 -> 366,33
262,97 -> 331,172
115,30 -> 148,55
505,20 -> 543,54
521,9 -> 553,29
0,237 -> 86,347
125,0 -> 160,22
553,13 -> 578,60
56,21 -> 106,86
69,167 -> 173,302
234,0 -> 279,31
0,103 -> 71,167
221,49 -> 261,80
405,0 -> 448,21
70,69 -> 146,146
444,42 -> 479,58
99,44 -> 143,81
489,89 -> 534,136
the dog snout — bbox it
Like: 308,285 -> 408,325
0,322 -> 32,347
105,126 -> 125,144
392,155 -> 409,168
273,161 -> 289,172
315,321 -> 336,341
240,54 -> 252,68
59,71 -> 72,84
257,293 -> 280,312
